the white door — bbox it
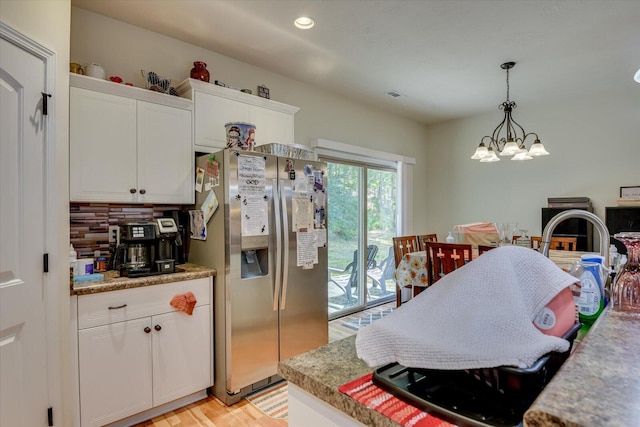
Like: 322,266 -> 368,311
0,29 -> 51,427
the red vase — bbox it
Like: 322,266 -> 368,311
190,61 -> 210,82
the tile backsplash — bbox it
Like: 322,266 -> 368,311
70,203 -> 183,259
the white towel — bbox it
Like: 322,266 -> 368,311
356,245 -> 577,369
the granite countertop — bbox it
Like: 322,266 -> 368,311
278,335 -> 402,427
71,262 -> 216,295
524,309 -> 640,427
279,309 -> 640,427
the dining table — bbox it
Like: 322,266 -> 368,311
395,248 -> 597,296
394,250 -> 430,296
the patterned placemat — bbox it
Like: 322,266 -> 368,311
338,373 -> 454,427
245,381 -> 288,419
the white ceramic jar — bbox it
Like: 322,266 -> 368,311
85,63 -> 106,79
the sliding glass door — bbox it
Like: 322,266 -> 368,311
324,157 -> 397,319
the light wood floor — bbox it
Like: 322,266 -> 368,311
132,301 -> 395,426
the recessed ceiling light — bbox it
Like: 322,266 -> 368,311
634,68 -> 640,83
294,16 -> 315,29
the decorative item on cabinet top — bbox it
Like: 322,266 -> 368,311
141,70 -> 179,96
190,61 -> 210,82
70,73 -> 192,110
175,78 -> 298,113
257,84 -> 270,99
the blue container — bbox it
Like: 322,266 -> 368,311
577,262 -> 605,325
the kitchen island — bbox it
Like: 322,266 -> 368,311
278,334 -> 400,427
278,308 -> 640,427
524,309 -> 640,427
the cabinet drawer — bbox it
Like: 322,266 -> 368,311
78,278 -> 211,329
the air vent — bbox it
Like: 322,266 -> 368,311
385,90 -> 406,98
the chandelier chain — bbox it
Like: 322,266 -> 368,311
506,67 -> 510,102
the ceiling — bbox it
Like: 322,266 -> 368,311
71,0 -> 640,125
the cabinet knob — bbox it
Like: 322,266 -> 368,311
144,327 -> 151,333
139,189 -> 146,195
154,324 -> 161,331
130,188 -> 137,194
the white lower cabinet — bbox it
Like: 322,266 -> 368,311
76,278 -> 212,427
78,318 -> 153,427
152,306 -> 211,406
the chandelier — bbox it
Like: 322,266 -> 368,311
471,62 -> 549,162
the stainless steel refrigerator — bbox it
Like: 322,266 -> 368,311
190,149 -> 328,405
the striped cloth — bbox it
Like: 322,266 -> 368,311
338,373 -> 453,427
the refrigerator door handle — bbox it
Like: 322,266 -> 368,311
279,179 -> 290,310
272,178 -> 282,312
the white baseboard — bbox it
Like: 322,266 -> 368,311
104,390 -> 208,427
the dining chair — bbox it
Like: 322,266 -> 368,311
329,244 -> 378,305
478,244 -> 497,255
424,241 -> 473,284
530,236 -> 578,251
392,235 -> 420,306
417,233 -> 438,251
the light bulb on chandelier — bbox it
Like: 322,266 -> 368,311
471,62 -> 549,162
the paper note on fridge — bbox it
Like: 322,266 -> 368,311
297,230 -> 318,267
241,195 -> 268,236
189,210 -> 207,240
315,228 -> 327,248
202,190 -> 219,224
292,195 -> 314,232
237,155 -> 266,196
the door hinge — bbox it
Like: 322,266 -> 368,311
43,253 -> 49,273
48,407 -> 53,426
41,92 -> 52,116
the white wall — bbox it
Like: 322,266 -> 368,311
422,87 -> 640,239
69,7 -> 429,164
70,6 -> 640,243
0,0 -> 71,425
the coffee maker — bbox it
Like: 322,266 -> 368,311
114,221 -> 157,277
154,217 -> 179,274
163,210 -> 189,264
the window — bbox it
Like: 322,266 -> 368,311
314,139 -> 414,319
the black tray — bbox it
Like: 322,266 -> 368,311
372,322 -> 580,427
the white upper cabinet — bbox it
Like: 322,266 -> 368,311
137,101 -> 192,203
70,88 -> 138,201
176,79 -> 299,152
249,106 -> 295,148
192,90 -> 250,149
70,74 -> 194,203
